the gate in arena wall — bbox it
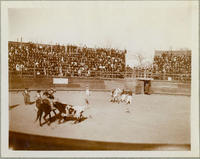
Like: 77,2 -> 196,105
135,78 -> 153,95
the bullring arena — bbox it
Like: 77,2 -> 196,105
9,78 -> 191,150
8,41 -> 192,151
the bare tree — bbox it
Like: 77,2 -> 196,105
133,52 -> 153,67
134,53 -> 145,66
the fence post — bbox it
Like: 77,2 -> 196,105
21,69 -> 23,78
112,69 -> 113,78
33,64 -> 36,78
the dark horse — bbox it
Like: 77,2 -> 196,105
35,99 -> 67,126
53,101 -> 68,124
35,99 -> 53,126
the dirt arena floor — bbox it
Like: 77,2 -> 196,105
9,91 -> 190,146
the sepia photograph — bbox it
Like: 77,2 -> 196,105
1,0 -> 199,157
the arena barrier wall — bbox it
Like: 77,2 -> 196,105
9,77 -> 191,96
151,80 -> 191,96
9,131 -> 190,150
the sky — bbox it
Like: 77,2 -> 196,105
8,1 -> 196,66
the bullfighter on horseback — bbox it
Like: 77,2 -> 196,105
35,88 -> 58,126
43,88 -> 56,110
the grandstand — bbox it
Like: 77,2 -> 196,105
9,41 -> 127,79
153,50 -> 191,78
9,41 -> 191,81
133,50 -> 191,82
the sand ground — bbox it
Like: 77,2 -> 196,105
9,91 -> 190,144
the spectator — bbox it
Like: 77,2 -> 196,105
8,41 -> 126,78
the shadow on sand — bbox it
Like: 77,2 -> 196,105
9,102 -> 35,110
39,115 -> 88,126
61,116 -> 88,124
9,104 -> 20,110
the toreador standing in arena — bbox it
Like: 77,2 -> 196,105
85,85 -> 90,105
22,88 -> 31,105
86,85 -> 90,96
126,90 -> 133,104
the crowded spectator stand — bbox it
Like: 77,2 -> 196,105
9,41 -> 127,79
133,50 -> 191,82
9,41 -> 191,82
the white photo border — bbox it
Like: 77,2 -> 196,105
1,1 -> 199,157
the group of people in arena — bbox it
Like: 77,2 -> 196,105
22,88 -> 57,112
34,88 -> 56,111
22,86 -> 134,125
110,88 -> 133,105
9,41 -> 127,78
22,88 -> 89,126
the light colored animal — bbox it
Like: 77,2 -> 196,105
60,99 -> 89,123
